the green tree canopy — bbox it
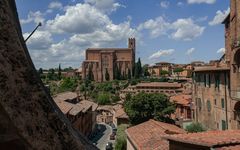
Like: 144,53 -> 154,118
173,68 -> 184,73
97,92 -> 111,105
160,70 -> 169,76
124,92 -> 175,125
142,64 -> 150,77
185,122 -> 206,133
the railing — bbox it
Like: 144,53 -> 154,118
230,90 -> 240,100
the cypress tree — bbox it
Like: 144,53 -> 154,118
105,68 -> 110,81
58,64 -> 62,80
128,68 -> 131,79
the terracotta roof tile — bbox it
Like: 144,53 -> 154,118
164,130 -> 240,148
126,119 -> 186,150
53,92 -> 77,102
115,108 -> 129,119
170,94 -> 191,106
216,145 -> 240,150
55,101 -> 75,114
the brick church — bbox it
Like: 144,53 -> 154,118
82,38 -> 136,82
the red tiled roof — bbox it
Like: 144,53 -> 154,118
194,65 -> 230,72
53,92 -> 77,102
55,101 -> 75,114
164,130 -> 240,148
170,94 -> 191,106
115,108 -> 129,119
126,119 -> 186,150
216,145 -> 240,150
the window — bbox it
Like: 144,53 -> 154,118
198,98 -> 202,111
204,74 -> 207,87
221,98 -> 225,109
208,74 -> 211,87
222,120 -> 226,130
214,99 -> 217,105
215,74 -> 220,89
207,100 -> 211,112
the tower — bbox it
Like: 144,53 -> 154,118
128,38 -> 136,72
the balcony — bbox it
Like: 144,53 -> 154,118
230,90 -> 240,100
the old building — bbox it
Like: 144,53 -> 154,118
121,82 -> 183,96
164,130 -> 240,150
125,119 -> 186,150
96,105 -> 114,124
148,62 -> 173,77
192,0 -> 240,130
82,38 -> 136,82
113,107 -> 129,127
170,94 -> 192,127
54,92 -> 98,137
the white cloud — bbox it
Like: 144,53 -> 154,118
187,0 -> 216,4
196,16 -> 208,22
137,16 -> 170,38
177,2 -> 184,6
24,2 -> 136,68
171,18 -> 205,41
23,31 -> 53,50
186,48 -> 195,55
209,8 -> 230,26
20,11 -> 45,25
48,1 -> 63,10
217,48 -> 225,54
46,3 -> 113,34
84,0 -> 125,14
149,49 -> 175,59
138,17 -> 204,41
160,1 -> 170,8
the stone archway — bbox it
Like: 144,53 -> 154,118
0,0 -> 96,149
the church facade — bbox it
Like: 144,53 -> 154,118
82,38 -> 136,82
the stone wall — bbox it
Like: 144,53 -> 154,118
0,0 -> 97,149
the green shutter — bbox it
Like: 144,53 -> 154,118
221,98 -> 225,109
222,120 -> 226,130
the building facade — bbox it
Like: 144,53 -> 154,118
192,0 -> 240,130
121,82 -> 183,96
82,38 -> 136,82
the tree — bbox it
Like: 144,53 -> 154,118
160,70 -> 169,76
38,68 -> 43,74
185,123 -> 206,133
59,77 -> 78,92
97,92 -> 111,105
47,68 -> 57,80
105,68 -> 110,81
124,92 -> 175,125
58,64 -> 62,80
115,124 -> 128,150
142,64 -> 150,77
87,64 -> 94,81
127,68 -> 131,80
134,58 -> 142,79
111,95 -> 120,103
174,68 -> 184,79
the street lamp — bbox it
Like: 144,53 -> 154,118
24,22 -> 42,42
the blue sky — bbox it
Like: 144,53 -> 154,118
16,0 -> 229,69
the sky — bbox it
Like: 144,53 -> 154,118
16,0 -> 229,69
